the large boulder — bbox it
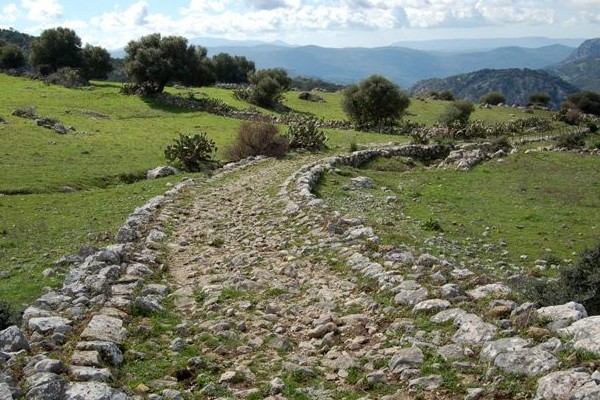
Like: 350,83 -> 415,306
559,316 -> 600,355
538,302 -> 587,330
146,166 -> 178,180
494,348 -> 558,377
535,370 -> 600,400
0,326 -> 30,352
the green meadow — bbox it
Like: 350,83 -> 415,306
0,72 -> 593,312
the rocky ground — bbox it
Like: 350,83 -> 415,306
2,145 -> 600,400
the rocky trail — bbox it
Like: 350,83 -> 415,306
2,145 -> 600,400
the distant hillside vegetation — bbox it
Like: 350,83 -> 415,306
548,38 -> 600,92
0,28 -> 35,53
411,68 -> 579,109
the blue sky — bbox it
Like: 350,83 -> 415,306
0,0 -> 598,49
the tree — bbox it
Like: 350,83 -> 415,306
0,41 -> 26,69
81,44 -> 113,80
528,92 -> 551,107
212,53 -> 255,83
439,100 -> 475,128
342,75 -> 410,130
238,68 -> 292,108
249,68 -> 292,90
567,91 -> 600,116
481,91 -> 506,105
30,27 -> 82,74
124,33 -> 213,94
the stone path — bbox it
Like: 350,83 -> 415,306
3,145 -> 600,399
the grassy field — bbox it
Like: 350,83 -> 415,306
316,150 -> 600,273
0,72 -> 583,312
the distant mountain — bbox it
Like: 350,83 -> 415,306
547,38 -> 600,92
392,37 -> 585,52
204,44 -> 575,88
411,68 -> 579,109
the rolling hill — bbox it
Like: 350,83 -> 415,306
410,68 -> 579,108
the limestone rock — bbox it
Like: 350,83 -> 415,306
65,382 -> 129,400
76,342 -> 123,366
535,370 -> 600,400
0,326 -> 30,352
412,299 -> 450,314
494,348 -> 558,377
389,347 -> 424,374
394,281 -> 429,306
147,166 -> 178,180
538,302 -> 587,330
28,317 -> 72,335
350,176 -> 373,188
452,314 -> 497,345
479,337 -> 531,362
466,283 -> 511,300
409,375 -> 443,390
26,373 -> 67,400
559,316 -> 600,356
69,366 -> 113,382
81,315 -> 125,345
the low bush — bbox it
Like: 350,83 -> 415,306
225,122 -> 289,161
0,301 -> 20,330
44,67 -> 89,88
285,119 -> 327,152
519,241 -> 600,315
164,133 -> 218,172
481,91 -> 506,106
556,131 -> 587,149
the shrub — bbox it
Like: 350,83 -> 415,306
481,91 -> 506,106
226,122 -> 289,161
528,92 -> 551,107
568,91 -> 600,116
285,119 -> 327,152
588,121 -> 598,134
0,301 -> 20,330
44,67 -> 89,88
342,75 -> 410,130
519,241 -> 600,315
556,131 -> 587,149
439,100 -> 475,129
164,132 -> 217,172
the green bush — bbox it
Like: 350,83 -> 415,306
556,131 -> 587,149
519,241 -> 600,315
225,122 -> 289,161
0,301 -> 20,330
44,67 -> 89,88
285,119 -> 327,152
439,100 -> 475,129
164,132 -> 217,172
481,91 -> 506,106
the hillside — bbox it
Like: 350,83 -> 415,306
411,68 -> 579,108
0,28 -> 35,52
205,44 -> 575,87
548,38 -> 600,92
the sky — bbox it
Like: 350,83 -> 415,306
0,0 -> 598,50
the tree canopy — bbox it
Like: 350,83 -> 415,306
30,27 -> 82,74
342,75 -> 410,130
212,53 -> 255,84
81,44 -> 113,80
124,33 -> 213,94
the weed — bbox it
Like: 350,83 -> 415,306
225,122 -> 289,161
422,217 -> 443,232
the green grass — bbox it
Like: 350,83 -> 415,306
316,151 -> 600,270
0,72 -> 570,312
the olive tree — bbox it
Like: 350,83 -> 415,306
342,75 -> 410,130
30,27 -> 82,74
124,33 -> 212,94
81,44 -> 113,80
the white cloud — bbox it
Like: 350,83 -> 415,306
0,3 -> 20,23
21,0 -> 62,22
91,1 -> 149,30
